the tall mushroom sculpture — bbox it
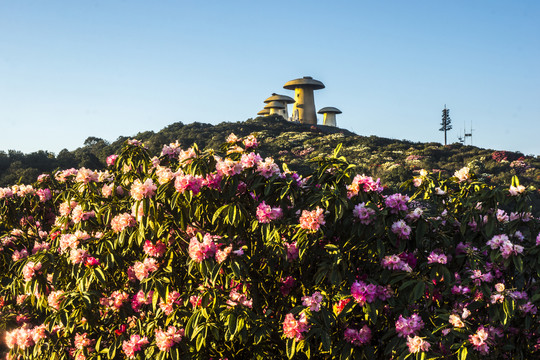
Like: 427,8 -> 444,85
263,101 -> 286,117
283,76 -> 325,124
263,93 -> 295,120
317,107 -> 342,127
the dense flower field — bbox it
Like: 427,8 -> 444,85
1,134 -> 539,359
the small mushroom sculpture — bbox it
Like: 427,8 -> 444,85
257,108 -> 271,116
317,107 -> 342,127
263,93 -> 295,119
263,101 -> 286,117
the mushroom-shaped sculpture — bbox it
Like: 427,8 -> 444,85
263,101 -> 286,117
257,108 -> 271,116
264,93 -> 295,119
318,107 -> 342,127
283,76 -> 325,124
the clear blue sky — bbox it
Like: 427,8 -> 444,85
1,1 -> 539,156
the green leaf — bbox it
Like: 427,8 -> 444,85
410,281 -> 425,303
458,346 -> 468,360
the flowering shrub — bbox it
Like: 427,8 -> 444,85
1,135 -> 540,359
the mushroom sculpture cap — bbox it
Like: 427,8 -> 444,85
257,109 -> 271,115
264,101 -> 285,109
264,93 -> 295,104
318,107 -> 342,114
283,76 -> 325,90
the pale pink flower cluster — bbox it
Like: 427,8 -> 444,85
59,231 -> 89,253
155,166 -> 175,184
55,168 -> 78,182
406,335 -> 430,353
346,174 -> 383,198
301,291 -> 323,312
448,314 -> 465,328
48,290 -> 65,310
130,178 -> 157,200
143,240 -> 166,258
282,312 -> 310,341
12,248 -> 28,261
351,280 -> 391,305
188,233 -> 218,263
469,326 -> 489,354
520,301 -> 538,315
454,166 -> 470,182
353,203 -> 375,225
161,141 -> 182,157
155,326 -> 184,352
75,168 -> 99,184
159,291 -> 182,315
74,332 -> 95,350
299,207 -> 325,232
391,220 -> 411,239
0,187 -> 14,199
470,269 -> 494,285
382,255 -> 413,272
130,258 -> 159,281
106,154 -> 118,166
427,251 -> 447,264
174,174 -> 203,194
227,288 -> 253,308
240,152 -> 262,169
131,290 -> 153,312
395,314 -> 424,338
226,133 -> 239,143
122,334 -> 149,358
243,134 -> 258,148
178,147 -> 197,164
256,201 -> 283,223
100,291 -> 129,311
385,193 -> 409,214
215,157 -> 243,177
215,245 -> 233,263
344,325 -> 372,346
111,213 -> 136,233
71,205 -> 95,223
406,208 -> 423,222
32,241 -> 50,254
284,242 -> 299,261
36,188 -> 52,202
496,209 -> 509,223
69,248 -> 89,264
5,324 -> 47,349
22,261 -> 42,281
59,200 -> 77,216
256,157 -> 280,178
11,184 -> 35,196
509,184 -> 526,195
127,139 -> 144,147
486,234 -> 524,259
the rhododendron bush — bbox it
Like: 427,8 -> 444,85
1,135 -> 539,360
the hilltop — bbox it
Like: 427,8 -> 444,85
1,115 -> 539,192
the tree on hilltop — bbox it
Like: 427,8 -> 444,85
439,105 -> 452,145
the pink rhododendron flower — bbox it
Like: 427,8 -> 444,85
161,141 -> 182,157
301,291 -> 323,312
131,257 -> 159,281
299,207 -> 325,232
143,240 -> 166,258
448,314 -> 464,328
226,288 -> 253,308
226,133 -> 239,143
344,325 -> 372,346
395,314 -> 424,338
256,201 -> 283,223
256,157 -> 280,178
106,154 -> 118,166
71,205 -> 95,223
427,251 -> 447,264
215,157 -> 243,176
280,276 -> 296,296
156,166 -> 175,184
282,312 -> 310,341
111,213 -> 136,232
178,147 -> 197,164
159,291 -> 182,315
240,152 -> 262,169
469,326 -> 489,354
391,220 -> 411,239
509,184 -> 525,195
188,233 -> 218,263
454,166 -> 470,182
12,248 -> 28,261
36,188 -> 52,202
174,174 -> 203,194
215,245 -> 233,263
74,332 -> 95,350
407,335 -> 430,353
284,242 -> 299,261
102,183 -> 114,197
131,290 -> 153,312
100,291 -> 129,311
243,134 -> 258,148
75,168 -> 98,184
22,261 -> 42,281
346,174 -> 383,198
130,178 -> 157,200
69,248 -> 89,264
122,334 -> 149,358
381,254 -> 412,272
385,193 -> 409,213
48,290 -> 64,311
353,203 -> 376,225
155,326 -> 184,352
